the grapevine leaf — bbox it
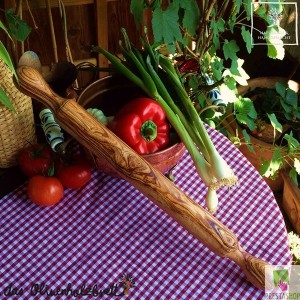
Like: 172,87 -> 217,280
152,3 -> 182,48
211,18 -> 225,49
243,0 -> 253,20
180,0 -> 200,36
265,26 -> 286,60
223,39 -> 239,61
241,25 -> 253,54
260,148 -> 283,178
228,17 -> 236,33
255,5 -> 267,18
227,58 -> 250,85
267,44 -> 285,60
210,56 -> 224,80
130,0 -> 145,25
234,97 -> 257,130
6,8 -> 31,42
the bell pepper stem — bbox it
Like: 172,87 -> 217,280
141,120 -> 157,142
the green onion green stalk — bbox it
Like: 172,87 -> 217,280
91,28 -> 238,213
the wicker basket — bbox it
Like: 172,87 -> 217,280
0,59 -> 36,168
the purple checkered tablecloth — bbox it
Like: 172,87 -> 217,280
0,127 -> 291,300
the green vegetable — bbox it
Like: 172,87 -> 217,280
92,29 -> 238,213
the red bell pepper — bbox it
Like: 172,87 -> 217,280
108,98 -> 170,155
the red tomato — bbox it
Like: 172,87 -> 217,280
57,156 -> 92,189
18,144 -> 53,177
27,175 -> 64,206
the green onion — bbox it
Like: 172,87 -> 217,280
205,188 -> 219,214
91,29 -> 238,213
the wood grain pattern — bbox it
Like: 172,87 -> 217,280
2,1 -> 97,67
16,66 -> 272,290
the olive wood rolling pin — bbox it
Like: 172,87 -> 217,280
16,66 -> 273,290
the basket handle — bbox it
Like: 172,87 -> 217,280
16,66 -> 273,290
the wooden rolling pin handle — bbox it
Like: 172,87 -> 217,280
16,66 -> 271,290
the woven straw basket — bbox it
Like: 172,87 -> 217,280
0,59 -> 36,168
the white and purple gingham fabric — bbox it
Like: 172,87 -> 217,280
0,127 -> 291,300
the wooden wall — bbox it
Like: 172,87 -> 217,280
0,0 -> 143,76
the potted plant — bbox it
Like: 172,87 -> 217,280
129,0 -> 287,130
283,171 -> 300,234
225,77 -> 300,191
0,8 -> 36,168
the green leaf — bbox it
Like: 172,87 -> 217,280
255,5 -> 267,18
210,56 -> 224,80
219,79 -> 238,104
210,18 -> 225,49
283,132 -> 300,152
6,8 -> 31,42
224,76 -> 236,91
265,26 -> 286,60
231,0 -> 242,17
180,0 -> 200,36
280,99 -> 292,113
228,17 -> 236,33
223,39 -> 240,61
216,18 -> 225,32
196,92 -> 206,108
234,97 -> 257,130
260,148 -> 283,178
241,26 -> 253,54
152,2 -> 182,49
267,113 -> 283,133
0,20 -> 12,39
243,0 -> 253,20
275,81 -> 287,98
0,41 -> 16,77
227,58 -> 250,85
267,44 -> 285,60
130,0 -> 145,25
285,89 -> 298,108
0,87 -> 15,111
241,129 -> 254,152
187,75 -> 199,89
